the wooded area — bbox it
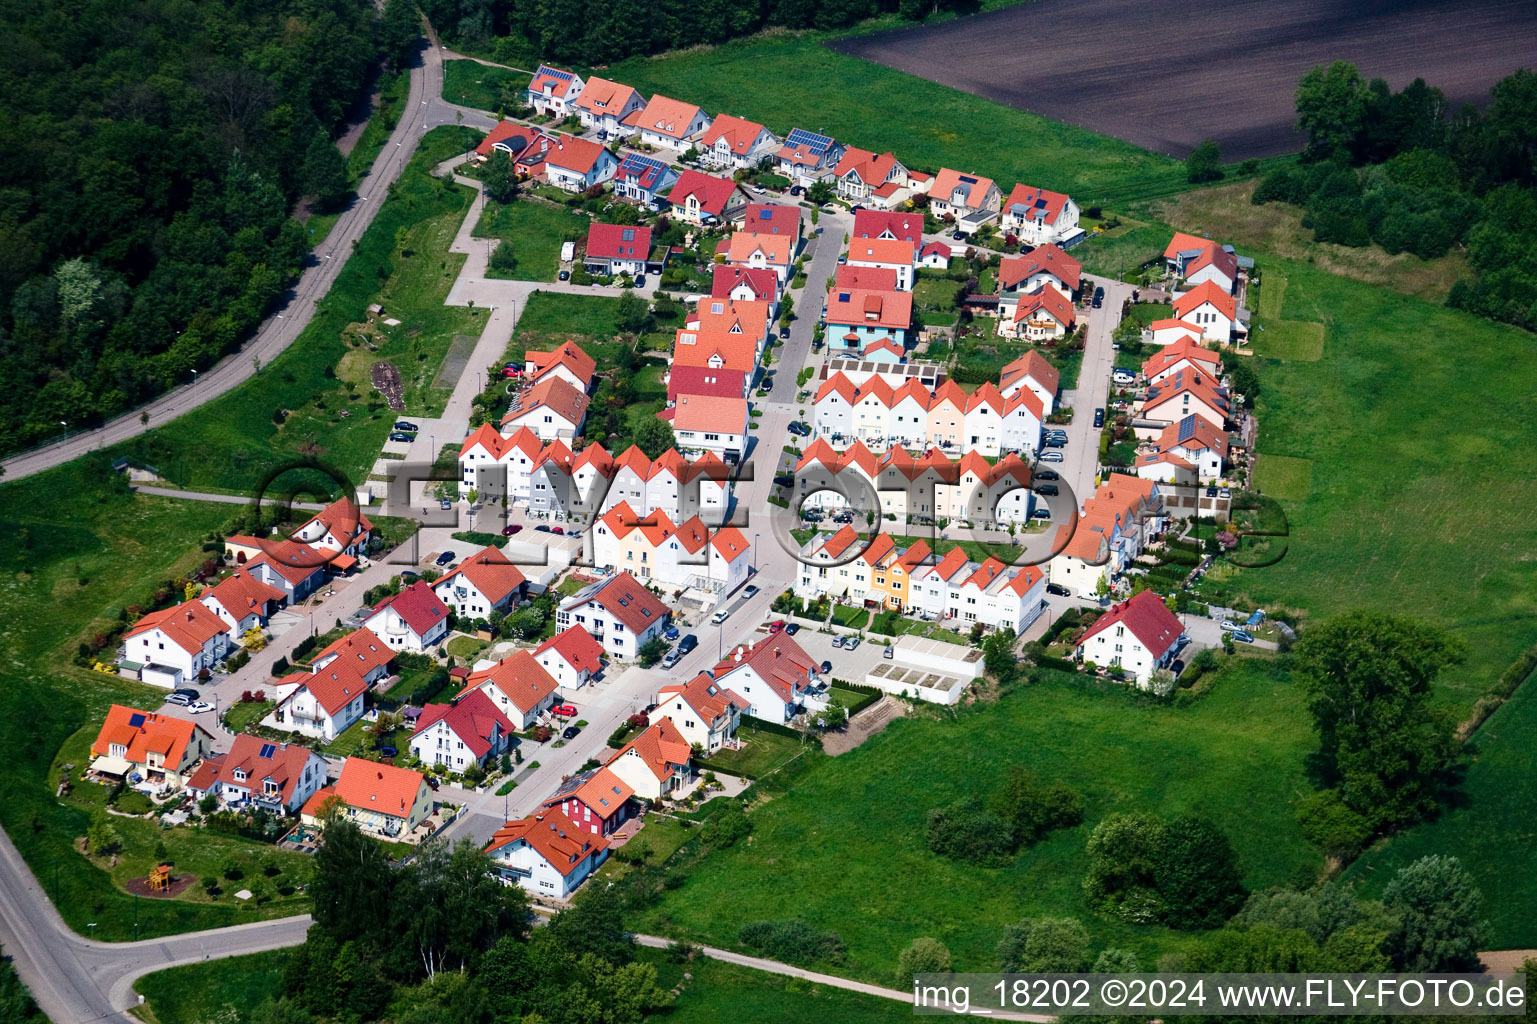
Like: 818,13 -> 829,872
0,0 -> 389,457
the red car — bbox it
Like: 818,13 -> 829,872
551,526 -> 565,535
501,524 -> 523,536
552,704 -> 578,717
767,620 -> 786,633
501,366 -> 522,379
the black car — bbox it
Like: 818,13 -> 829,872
634,275 -> 646,289
951,230 -> 967,241
388,432 -> 414,442
1034,484 -> 1059,496
1046,582 -> 1071,597
425,776 -> 440,791
172,687 -> 200,700
1035,469 -> 1060,481
394,420 -> 419,432
1043,437 -> 1066,448
1092,287 -> 1104,308
534,524 -> 552,533
785,623 -> 800,636
435,550 -> 456,566
779,326 -> 791,339
789,185 -> 805,196
562,725 -> 580,740
558,270 -> 570,281
677,634 -> 698,655
1093,408 -> 1105,428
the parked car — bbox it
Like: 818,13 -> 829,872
501,524 -> 523,536
562,725 -> 581,739
785,623 -> 800,636
883,645 -> 894,659
843,637 -> 861,651
665,625 -> 681,641
188,701 -> 214,714
1231,630 -> 1255,644
1031,508 -> 1053,520
439,498 -> 453,510
1093,408 -> 1105,428
1092,286 -> 1104,308
552,704 -> 577,717
743,584 -> 760,599
951,230 -> 967,240
831,635 -> 845,649
1042,438 -> 1065,449
164,693 -> 192,707
1046,582 -> 1071,597
550,526 -> 566,535
1035,469 -> 1060,480
1219,619 -> 1239,631
558,270 -> 570,281
789,185 -> 805,196
534,525 -> 552,532
1034,484 -> 1059,496
677,634 -> 698,655
787,421 -> 810,436
661,648 -> 682,669
634,276 -> 646,289
767,620 -> 785,633
388,432 -> 414,442
779,326 -> 790,339
435,550 -> 456,567
172,687 -> 200,700
394,421 -> 419,432
425,776 -> 440,790
711,610 -> 730,625
1038,450 -> 1064,463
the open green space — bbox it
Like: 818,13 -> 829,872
1251,455 -> 1312,501
633,662 -> 1318,979
1251,319 -> 1325,361
109,127 -> 481,494
475,197 -> 590,281
501,291 -> 627,366
344,70 -> 408,187
133,949 -> 291,1024
1344,676 -> 1537,949
0,462 -> 310,939
702,725 -> 815,779
221,700 -> 275,734
442,59 -> 526,117
588,33 -> 1186,208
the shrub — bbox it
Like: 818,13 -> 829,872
699,806 -> 753,848
896,937 -> 952,982
925,800 -> 1017,865
990,768 -> 1084,845
737,920 -> 845,965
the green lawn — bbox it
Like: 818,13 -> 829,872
1251,454 -> 1312,501
702,725 -> 814,779
588,33 -> 1186,208
442,59 -> 526,115
1251,317 -> 1325,361
1344,678 -> 1537,949
221,700 -> 275,734
109,126 -> 482,494
501,291 -> 628,366
445,635 -> 490,661
642,947 -> 912,1024
831,605 -> 870,629
0,462 -> 315,940
632,662 -> 1318,980
134,949 -> 291,1024
475,198 -> 590,281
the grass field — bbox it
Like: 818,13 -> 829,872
221,700 -> 275,734
107,127 -> 481,494
0,462 -> 310,939
1251,319 -> 1325,361
702,725 -> 815,779
501,292 -> 628,366
1251,455 -> 1313,501
634,662 -> 1319,978
134,949 -> 291,1024
1344,677 -> 1537,948
475,197 -> 590,281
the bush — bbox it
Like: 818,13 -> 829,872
925,800 -> 1017,865
896,937 -> 952,982
699,806 -> 753,848
990,768 -> 1084,846
738,920 -> 845,965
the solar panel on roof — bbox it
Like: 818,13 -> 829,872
259,742 -> 277,758
539,66 -> 574,81
128,713 -> 146,728
1177,417 -> 1198,443
785,128 -> 832,151
959,175 -> 978,183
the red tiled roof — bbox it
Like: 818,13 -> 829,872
834,146 -> 900,187
710,264 -> 778,302
931,167 -> 997,209
201,569 -> 285,623
835,265 -> 898,291
586,222 -> 653,262
659,672 -> 748,724
370,580 -> 449,638
472,650 -> 561,714
485,809 -> 609,868
411,689 -> 514,759
328,757 -> 427,821
852,209 -> 923,244
535,624 -> 606,677
998,243 -> 1081,292
280,659 -> 368,717
714,633 -> 820,705
1173,280 -> 1236,322
1142,336 -> 1222,380
476,121 -> 539,158
1013,287 -> 1076,328
825,288 -> 913,331
527,341 -> 597,385
607,718 -> 691,782
310,627 -> 393,676
571,76 -> 640,117
528,65 -> 580,99
575,571 -> 670,635
629,94 -> 704,140
185,735 -> 318,804
846,237 -> 915,267
671,328 -> 757,373
1077,590 -> 1183,657
547,765 -> 634,820
502,376 -> 591,429
124,600 -> 229,654
666,394 -> 747,433
91,705 -> 208,769
743,203 -> 801,236
668,170 -> 741,216
1163,231 -> 1213,260
665,365 -> 747,403
432,545 -> 527,606
1003,183 -> 1072,227
700,113 -> 770,156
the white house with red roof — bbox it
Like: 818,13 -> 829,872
471,650 -> 561,729
486,810 -> 609,898
302,758 -> 433,838
544,765 -> 635,837
712,633 -> 825,724
918,240 -> 954,269
1075,590 -> 1185,686
997,243 -> 1081,303
571,76 -> 644,134
711,264 -> 780,310
309,627 -> 394,686
1000,184 -> 1081,247
698,113 -> 780,172
623,94 -> 711,152
545,134 -> 619,193
121,600 -> 232,687
364,580 -> 450,652
1138,367 -> 1230,430
242,544 -> 328,602
660,394 -> 749,461
185,735 -> 328,815
199,568 -> 287,634
265,660 -> 369,741
290,497 -> 373,562
431,545 -> 528,619
929,168 -> 1002,230
501,375 -> 590,441
1003,350 -> 1060,414
667,169 -> 748,226
846,237 -> 917,291
1001,286 -> 1076,341
1141,336 -> 1222,385
606,718 -> 693,801
1164,233 -> 1245,293
612,152 -> 679,209
852,209 -> 924,244
475,121 -> 544,163
656,672 -> 746,752
774,127 -> 843,186
409,689 -> 515,772
1001,386 -> 1045,455
584,223 -> 654,277
524,65 -> 585,117
665,365 -> 749,404
534,624 -> 606,691
834,147 -> 908,202
909,551 -> 1046,632
1144,318 -> 1205,347
1150,414 -> 1230,483
90,705 -> 216,789
526,341 -> 597,391
1171,280 -> 1238,343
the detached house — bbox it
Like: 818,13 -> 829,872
302,758 -> 433,839
656,672 -> 747,752
825,287 -> 914,355
1000,184 -> 1081,247
853,209 -> 924,245
199,568 -> 286,635
928,168 -> 1002,231
431,545 -> 528,619
534,624 -> 606,691
571,76 -> 644,134
612,153 -> 679,209
544,134 -> 618,193
292,497 -> 374,562
1138,368 -> 1230,430
775,127 -> 843,186
524,65 -> 584,117
1075,590 -> 1185,687
309,627 -> 395,687
667,170 -> 749,226
845,237 -> 917,290
997,244 -> 1081,303
486,810 -> 609,898
121,601 -> 232,688
623,94 -> 711,152
585,223 -> 656,278
90,705 -> 215,790
501,375 -> 591,441
835,147 -> 908,203
1164,233 -> 1244,293
544,766 -> 634,837
659,395 -> 749,461
606,719 -> 692,801
364,581 -> 450,652
712,633 -> 824,725
1172,280 -> 1238,343
526,341 -> 597,391
1151,415 -> 1230,483
186,735 -> 328,815
1002,286 -> 1076,341
265,661 -> 368,741
242,545 -> 327,602
409,690 -> 516,772
471,650 -> 561,729
698,113 -> 780,171
743,202 -> 802,240
711,264 -> 780,307
1142,336 -> 1222,385
725,231 -> 794,284
475,121 -> 544,164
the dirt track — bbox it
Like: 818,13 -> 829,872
829,0 -> 1537,160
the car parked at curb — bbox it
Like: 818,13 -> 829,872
552,704 -> 577,717
188,701 -> 214,714
434,550 -> 456,566
1046,582 -> 1071,597
1038,450 -> 1064,463
1231,630 -> 1255,644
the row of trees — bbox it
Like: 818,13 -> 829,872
0,0 -> 400,457
1259,62 -> 1537,330
423,0 -> 977,68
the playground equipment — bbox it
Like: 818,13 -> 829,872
147,863 -> 172,892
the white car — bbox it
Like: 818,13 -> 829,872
188,700 -> 215,714
711,609 -> 730,625
1219,619 -> 1240,631
1038,450 -> 1064,463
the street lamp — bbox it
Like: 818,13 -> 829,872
753,532 -> 759,575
